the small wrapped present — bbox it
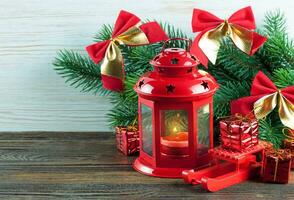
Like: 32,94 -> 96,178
220,114 -> 259,152
115,126 -> 139,156
263,149 -> 292,184
283,129 -> 294,169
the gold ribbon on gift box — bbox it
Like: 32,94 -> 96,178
283,128 -> 294,142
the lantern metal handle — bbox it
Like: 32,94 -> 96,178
161,38 -> 192,52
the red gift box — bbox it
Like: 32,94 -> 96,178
263,149 -> 292,184
283,139 -> 294,170
282,129 -> 294,170
115,126 -> 139,156
220,115 -> 259,152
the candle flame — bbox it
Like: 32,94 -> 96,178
173,127 -> 178,132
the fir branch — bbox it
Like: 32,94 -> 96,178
94,24 -> 113,42
105,76 -> 139,128
260,11 -> 294,70
204,63 -> 240,85
107,106 -> 138,127
263,10 -> 286,36
161,22 -> 189,39
124,76 -> 140,102
53,50 -> 110,95
214,81 -> 251,118
216,40 -> 264,80
262,32 -> 294,70
272,68 -> 294,88
259,116 -> 285,148
107,93 -> 138,127
123,45 -> 159,76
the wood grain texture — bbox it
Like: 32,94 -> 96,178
1,0 -> 294,131
0,131 -> 293,199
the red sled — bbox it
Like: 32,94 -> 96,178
182,145 -> 265,192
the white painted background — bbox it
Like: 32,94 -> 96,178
1,0 -> 294,132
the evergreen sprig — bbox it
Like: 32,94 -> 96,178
94,24 -> 113,42
258,113 -> 286,149
54,11 -> 294,148
217,40 -> 263,80
213,81 -> 251,118
272,68 -> 294,88
53,50 -> 110,96
263,10 -> 286,36
260,10 -> 294,70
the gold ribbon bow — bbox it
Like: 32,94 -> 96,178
254,90 -> 294,129
192,7 -> 267,67
199,20 -> 253,64
101,23 -> 149,80
231,71 -> 294,130
87,10 -> 168,91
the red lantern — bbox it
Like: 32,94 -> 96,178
133,38 -> 219,178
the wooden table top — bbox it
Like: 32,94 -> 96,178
0,131 -> 293,199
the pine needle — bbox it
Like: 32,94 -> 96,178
53,50 -> 111,96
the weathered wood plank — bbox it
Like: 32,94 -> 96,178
0,179 -> 292,199
0,131 -> 113,140
0,132 -> 136,166
0,164 -> 293,184
0,131 -> 293,199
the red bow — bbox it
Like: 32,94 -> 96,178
191,6 -> 267,67
231,71 -> 294,129
86,10 -> 168,91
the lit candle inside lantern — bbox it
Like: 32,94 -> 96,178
161,127 -> 189,156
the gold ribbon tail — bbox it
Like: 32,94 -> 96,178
273,157 -> 279,182
253,90 -> 294,129
101,41 -> 124,79
254,92 -> 278,119
278,94 -> 294,129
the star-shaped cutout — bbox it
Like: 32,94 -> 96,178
171,58 -> 179,65
166,84 -> 175,93
201,81 -> 209,90
138,80 -> 144,88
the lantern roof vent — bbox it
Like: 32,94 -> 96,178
134,38 -> 219,100
150,47 -> 199,68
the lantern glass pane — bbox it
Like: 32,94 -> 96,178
160,110 -> 189,157
197,104 -> 210,156
141,104 -> 153,156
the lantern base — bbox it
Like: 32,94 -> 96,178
133,157 -> 191,178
